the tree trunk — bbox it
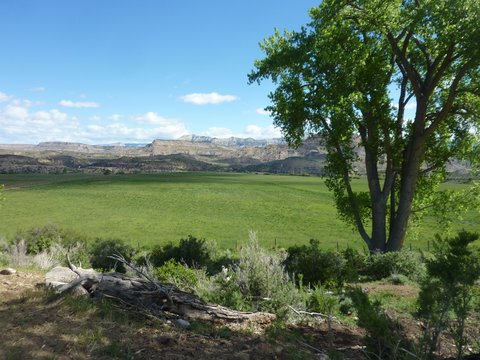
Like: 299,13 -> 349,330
387,127 -> 426,251
371,197 -> 388,252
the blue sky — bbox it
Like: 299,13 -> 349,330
0,1 -> 320,144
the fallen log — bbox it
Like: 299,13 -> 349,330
45,255 -> 275,326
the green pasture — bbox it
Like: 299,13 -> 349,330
0,172 -> 478,250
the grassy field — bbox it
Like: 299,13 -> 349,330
0,172 -> 478,250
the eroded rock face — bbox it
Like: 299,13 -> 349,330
0,268 -> 17,275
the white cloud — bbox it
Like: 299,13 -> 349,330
59,100 -> 100,108
134,112 -> 179,126
108,114 -> 123,122
0,91 -> 12,102
30,86 -> 46,92
85,120 -> 189,143
180,92 -> 238,105
256,108 -> 271,116
201,124 -> 282,139
12,99 -> 44,107
90,115 -> 102,121
0,104 -> 79,143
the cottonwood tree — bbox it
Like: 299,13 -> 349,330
249,0 -> 480,251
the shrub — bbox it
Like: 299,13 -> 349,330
149,235 -> 216,270
388,273 -> 409,285
90,238 -> 136,273
11,224 -> 89,266
0,238 -> 9,266
198,268 -> 252,312
338,296 -> 354,315
349,287 -> 413,359
361,250 -> 425,282
283,239 -> 354,289
417,231 -> 480,360
342,247 -> 367,281
153,259 -> 198,291
307,286 -> 338,315
197,232 -> 304,316
14,223 -> 60,254
234,232 -> 303,314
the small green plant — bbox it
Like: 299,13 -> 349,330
417,230 -> 480,360
349,287 -> 413,359
97,341 -> 135,360
153,259 -> 199,291
77,327 -> 107,354
307,287 -> 338,315
388,273 -> 409,285
307,286 -> 338,342
338,296 -> 354,315
90,238 -> 136,273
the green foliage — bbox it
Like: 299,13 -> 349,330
149,235 -> 217,271
90,238 -> 136,273
9,223 -> 90,266
417,231 -> 480,359
338,296 -> 354,315
153,259 -> 198,291
387,274 -> 409,286
197,232 -> 304,316
361,251 -> 425,282
349,287 -> 412,360
250,0 -> 480,251
307,286 -> 338,315
234,232 -> 303,314
283,239 -> 357,289
14,223 -> 59,255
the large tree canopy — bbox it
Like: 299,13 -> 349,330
249,0 -> 480,251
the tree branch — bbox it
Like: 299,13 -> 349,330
411,35 -> 432,69
387,31 -> 422,97
425,62 -> 472,136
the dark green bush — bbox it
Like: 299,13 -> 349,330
342,247 -> 367,280
417,231 -> 480,359
149,235 -> 216,270
338,296 -> 354,315
90,238 -> 136,273
361,250 -> 425,281
283,239 -> 356,289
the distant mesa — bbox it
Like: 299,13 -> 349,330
0,135 -> 472,179
177,135 -> 285,148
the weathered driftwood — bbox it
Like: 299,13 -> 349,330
45,256 -> 275,325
